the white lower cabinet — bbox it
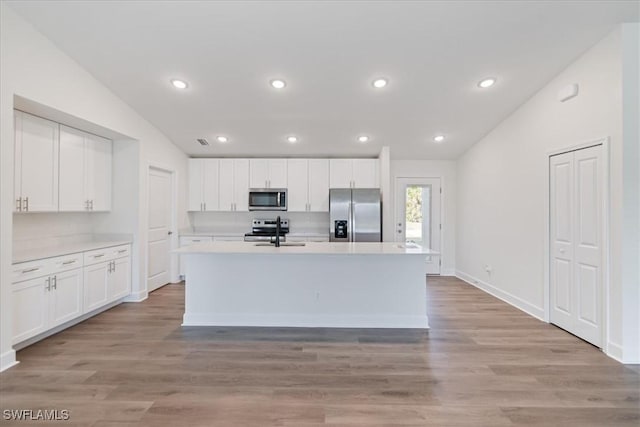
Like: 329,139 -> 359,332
12,277 -> 48,344
49,268 -> 84,328
12,267 -> 84,344
83,262 -> 110,313
11,244 -> 131,346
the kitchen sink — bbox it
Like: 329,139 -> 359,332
253,242 -> 306,247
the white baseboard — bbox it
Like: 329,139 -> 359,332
0,349 -> 18,372
456,270 -> 545,320
606,341 -> 624,362
183,313 -> 430,329
606,341 -> 640,364
124,290 -> 148,302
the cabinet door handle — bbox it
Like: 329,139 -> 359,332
45,277 -> 51,291
112,261 -> 116,273
90,200 -> 94,210
24,197 -> 29,212
118,249 -> 127,253
204,202 -> 207,211
62,260 -> 76,265
16,197 -> 22,212
52,275 -> 57,290
21,267 -> 40,274
94,253 -> 105,258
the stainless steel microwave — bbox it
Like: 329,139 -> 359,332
248,188 -> 287,211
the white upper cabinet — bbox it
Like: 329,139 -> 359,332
287,159 -> 309,212
188,159 -> 204,212
287,159 -> 329,212
308,159 -> 330,211
249,159 -> 287,188
188,159 -> 219,211
329,159 -> 379,188
352,159 -> 379,188
85,133 -> 112,211
14,111 -> 59,212
59,125 -> 112,212
329,159 -> 352,188
219,159 -> 249,211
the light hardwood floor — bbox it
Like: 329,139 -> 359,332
1,277 -> 638,426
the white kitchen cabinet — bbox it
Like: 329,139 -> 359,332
250,159 -> 287,188
287,159 -> 329,212
219,159 -> 249,211
84,262 -> 110,313
59,125 -> 112,212
109,256 -> 131,300
329,159 -> 379,188
84,245 -> 131,312
12,276 -> 48,344
14,111 -> 59,212
12,261 -> 83,344
49,268 -> 84,328
188,159 -> 219,211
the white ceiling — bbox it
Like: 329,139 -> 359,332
7,1 -> 638,159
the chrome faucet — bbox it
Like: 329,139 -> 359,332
275,216 -> 281,247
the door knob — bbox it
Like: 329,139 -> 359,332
168,231 -> 173,235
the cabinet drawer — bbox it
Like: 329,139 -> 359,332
51,253 -> 84,273
109,245 -> 130,259
83,248 -> 112,265
12,258 -> 54,283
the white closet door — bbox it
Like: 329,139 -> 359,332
550,145 -> 603,347
550,151 -> 575,334
572,145 -> 603,346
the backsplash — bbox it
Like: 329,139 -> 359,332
187,211 -> 329,235
13,212 -> 112,253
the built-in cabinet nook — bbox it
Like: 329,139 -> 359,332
11,110 -> 131,348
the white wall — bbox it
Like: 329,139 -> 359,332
456,25 -> 639,362
391,160 -> 456,275
0,4 -> 189,370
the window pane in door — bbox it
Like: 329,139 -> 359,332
405,185 -> 431,248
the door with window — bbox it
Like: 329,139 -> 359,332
395,177 -> 441,274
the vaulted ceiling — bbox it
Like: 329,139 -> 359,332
7,1 -> 638,159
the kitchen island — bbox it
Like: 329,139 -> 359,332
175,242 -> 438,329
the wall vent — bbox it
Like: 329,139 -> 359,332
197,138 -> 209,146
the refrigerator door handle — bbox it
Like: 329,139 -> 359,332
350,200 -> 355,242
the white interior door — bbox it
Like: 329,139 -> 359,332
395,177 -> 441,275
147,167 -> 173,292
550,144 -> 603,347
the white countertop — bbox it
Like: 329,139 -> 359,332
13,240 -> 132,264
174,241 -> 439,256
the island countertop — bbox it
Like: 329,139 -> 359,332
174,241 -> 439,256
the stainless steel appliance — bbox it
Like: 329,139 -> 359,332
243,218 -> 289,242
248,188 -> 287,211
329,189 -> 381,242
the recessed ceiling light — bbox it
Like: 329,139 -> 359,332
433,135 -> 445,143
287,135 -> 298,143
216,136 -> 229,143
372,78 -> 388,89
270,79 -> 286,89
357,135 -> 370,143
478,78 -> 496,88
171,79 -> 188,89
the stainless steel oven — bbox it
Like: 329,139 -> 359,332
248,188 -> 287,211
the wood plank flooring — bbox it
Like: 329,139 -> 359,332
1,276 -> 638,426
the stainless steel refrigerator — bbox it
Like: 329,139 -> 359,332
329,188 -> 382,242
